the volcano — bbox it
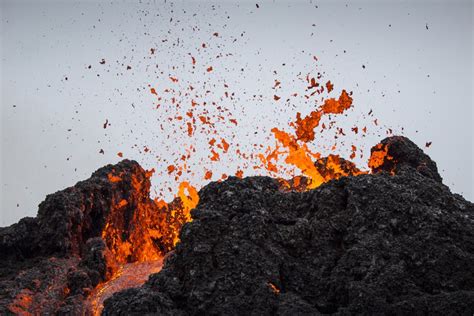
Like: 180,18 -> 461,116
1,136 -> 473,315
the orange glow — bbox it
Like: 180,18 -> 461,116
88,260 -> 163,316
94,169 -> 200,314
268,282 -> 280,294
101,171 -> 198,262
320,89 -> 353,114
221,138 -> 230,152
210,149 -> 220,161
117,199 -> 128,208
271,128 -> 324,189
8,289 -> 33,315
204,170 -> 213,180
177,181 -> 199,223
167,165 -> 176,174
314,154 -> 364,181
368,143 -> 392,169
107,173 -> 122,183
294,111 -> 322,142
88,54 -> 385,315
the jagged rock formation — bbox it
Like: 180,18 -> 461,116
0,160 -> 181,314
369,135 -> 442,183
1,136 -> 473,315
103,137 -> 474,315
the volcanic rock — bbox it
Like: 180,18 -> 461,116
369,136 -> 442,182
0,160 -> 174,314
1,137 -> 473,315
103,137 -> 474,315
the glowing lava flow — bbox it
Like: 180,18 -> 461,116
88,260 -> 163,316
259,89 -> 358,189
87,54 -> 389,314
88,169 -> 199,314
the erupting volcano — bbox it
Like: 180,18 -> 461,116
1,56 -> 473,314
1,2 -> 473,314
1,136 -> 473,315
2,44 -> 474,314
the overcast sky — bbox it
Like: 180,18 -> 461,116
1,0 -> 473,226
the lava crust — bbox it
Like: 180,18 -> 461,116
0,160 -> 184,314
104,138 -> 474,315
1,137 -> 473,315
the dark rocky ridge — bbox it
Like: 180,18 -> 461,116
1,160 -> 153,260
0,136 -> 473,315
103,137 -> 474,315
370,135 -> 443,183
0,160 -> 179,314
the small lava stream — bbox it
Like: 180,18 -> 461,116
88,259 -> 163,315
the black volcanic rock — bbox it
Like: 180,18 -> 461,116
1,137 -> 473,315
0,159 -> 153,260
103,138 -> 474,315
370,136 -> 442,183
0,160 -> 165,314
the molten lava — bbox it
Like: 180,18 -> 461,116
88,260 -> 163,316
258,87 -> 356,189
368,143 -> 393,171
271,128 -> 325,189
90,169 -> 199,314
86,54 -> 387,315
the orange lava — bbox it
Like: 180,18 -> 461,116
8,289 -> 34,315
8,257 -> 80,316
271,128 -> 324,189
264,87 -> 356,189
88,53 -> 386,315
268,282 -> 280,294
368,143 -> 392,169
88,260 -> 163,316
91,168 -> 200,314
320,89 -> 353,114
294,111 -> 322,142
177,181 -> 199,223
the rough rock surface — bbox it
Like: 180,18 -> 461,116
370,136 -> 442,183
1,137 -> 473,315
1,160 -> 155,260
103,138 -> 474,315
0,160 -> 168,314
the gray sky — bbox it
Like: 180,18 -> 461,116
1,0 -> 473,226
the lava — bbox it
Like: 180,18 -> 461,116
9,48 -> 393,315
368,143 -> 393,171
90,168 -> 200,313
88,63 -> 371,314
88,260 -> 163,316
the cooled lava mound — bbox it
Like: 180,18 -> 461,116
0,160 -> 188,314
1,136 -> 473,315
